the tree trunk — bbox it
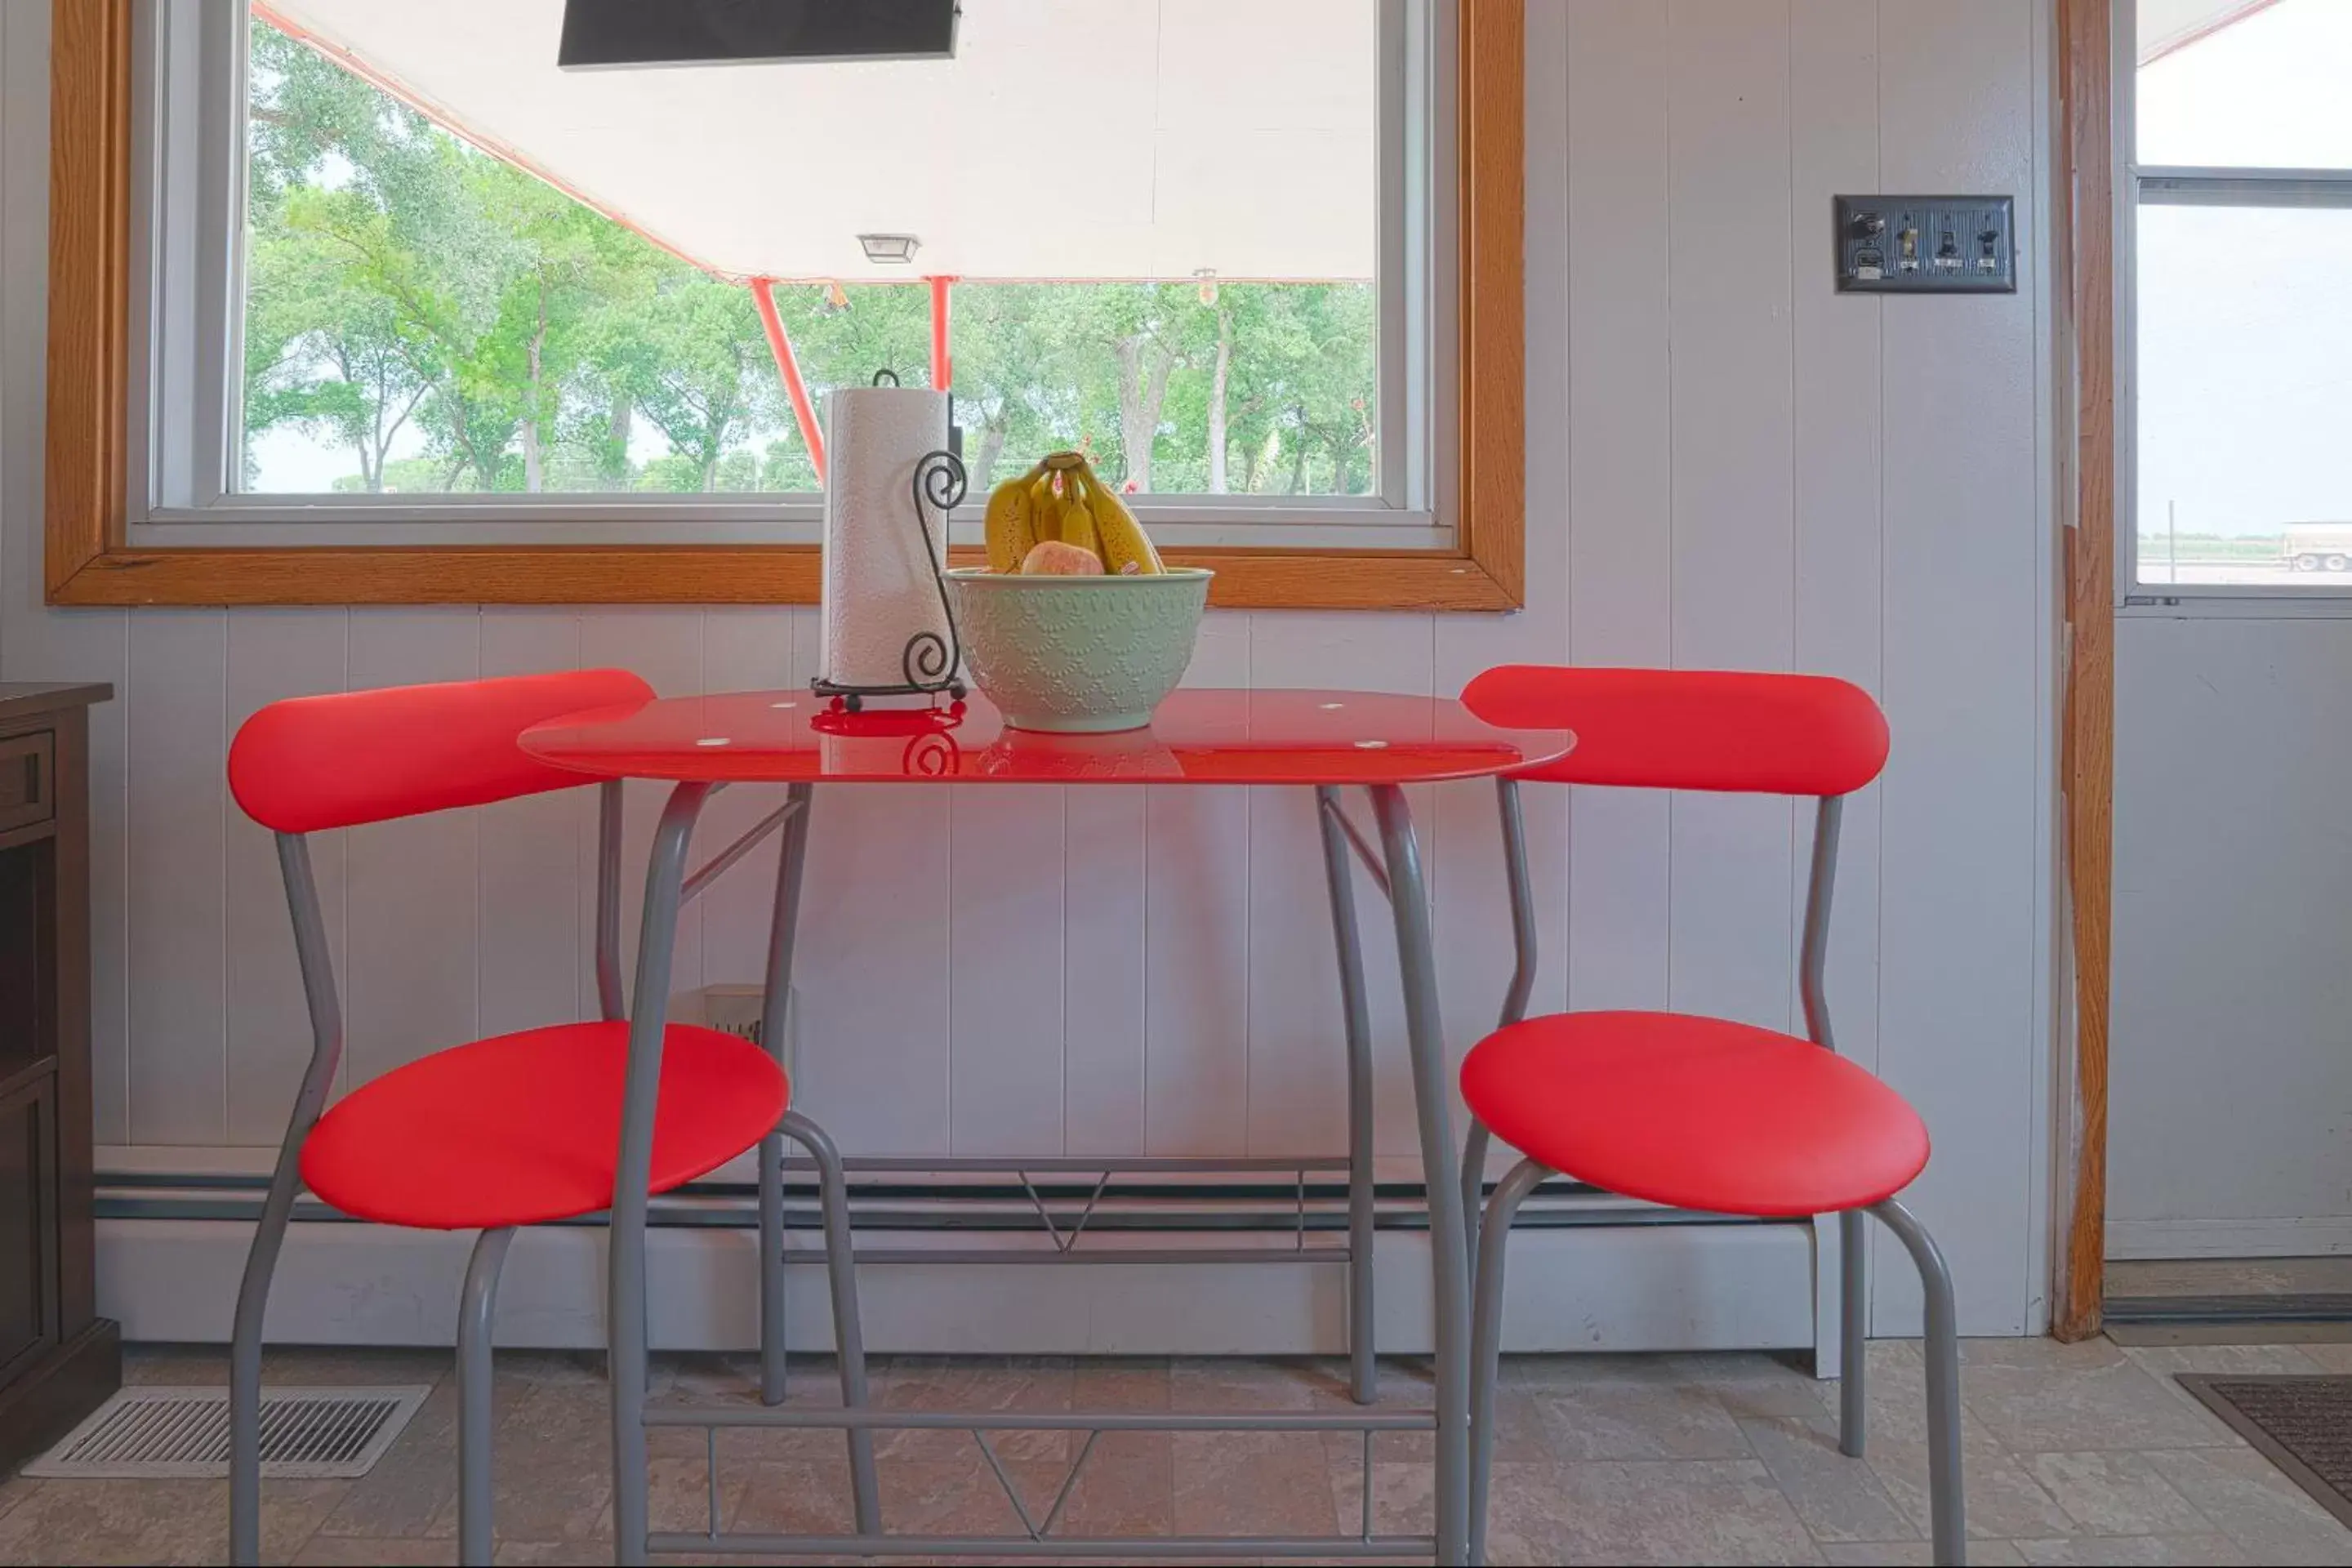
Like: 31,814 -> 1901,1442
1207,310 -> 1233,493
608,394 -> 633,490
1287,411 -> 1311,494
521,283 -> 548,493
1115,333 -> 1180,495
973,421 -> 1009,489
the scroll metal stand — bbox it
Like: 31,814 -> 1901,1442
814,376 -> 970,712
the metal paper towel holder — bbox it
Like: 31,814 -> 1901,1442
812,411 -> 969,713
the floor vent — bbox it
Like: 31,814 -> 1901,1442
23,1385 -> 430,1480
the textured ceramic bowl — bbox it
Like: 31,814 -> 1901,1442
947,568 -> 1213,733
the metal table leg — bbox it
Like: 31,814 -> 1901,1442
609,781 -> 712,1568
1367,784 -> 1469,1567
1316,785 -> 1380,1406
757,782 -> 815,1405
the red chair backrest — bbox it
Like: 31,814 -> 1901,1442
1462,666 -> 1888,798
229,669 -> 655,834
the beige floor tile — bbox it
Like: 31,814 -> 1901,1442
2301,1342 -> 2352,1374
1498,1351 -> 1685,1389
1958,1336 -> 2131,1371
726,1454 -> 859,1538
1071,1356 -> 1173,1411
1869,1443 -> 2079,1542
2011,1535 -> 2253,1566
1821,1543 -> 2026,1566
2121,1343 -> 2333,1445
1009,1430 -> 1174,1539
1530,1381 -> 1755,1462
1484,1458 -> 1820,1566
479,1381 -> 617,1542
1171,1428 -> 1335,1538
2025,1450 -> 2219,1536
1687,1353 -> 1847,1422
299,1537 -> 458,1565
1169,1356 -> 1332,1411
1962,1361 -> 2240,1453
11,1337 -> 2349,1567
1325,1454 -> 1441,1536
876,1356 -> 1076,1463
868,1450 -> 1035,1539
0,1474 -> 346,1566
1739,1415 -> 1918,1544
2144,1446 -> 2352,1566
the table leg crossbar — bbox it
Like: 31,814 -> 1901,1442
605,777 -> 1470,1562
639,1404 -> 1440,1560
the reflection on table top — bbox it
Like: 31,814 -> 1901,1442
520,688 -> 1575,787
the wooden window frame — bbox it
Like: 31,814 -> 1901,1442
2055,0 -> 2114,1342
44,0 -> 1523,610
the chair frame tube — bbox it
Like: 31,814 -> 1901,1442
1464,786 -> 1967,1565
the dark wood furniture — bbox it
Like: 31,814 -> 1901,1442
0,683 -> 115,1472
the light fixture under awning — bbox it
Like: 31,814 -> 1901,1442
261,0 -> 1379,284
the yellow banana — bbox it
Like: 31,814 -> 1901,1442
1030,471 -> 1063,543
982,466 -> 1045,574
1059,481 -> 1100,559
1077,459 -> 1165,575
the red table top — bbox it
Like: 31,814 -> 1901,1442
519,688 -> 1575,786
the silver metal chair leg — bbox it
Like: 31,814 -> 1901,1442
1315,784 -> 1380,1405
228,1147 -> 303,1566
1840,1207 -> 1869,1457
233,834 -> 345,1567
780,1109 -> 880,1536
610,781 -> 710,1567
1468,1158 -> 1548,1567
757,1131 -> 788,1405
1872,1198 -> 1966,1566
458,1227 -> 518,1568
1461,1118 -> 1493,1269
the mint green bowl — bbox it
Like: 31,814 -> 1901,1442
947,568 -> 1213,733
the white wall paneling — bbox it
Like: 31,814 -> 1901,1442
4,0 -> 2060,1343
1873,0 -> 2055,1333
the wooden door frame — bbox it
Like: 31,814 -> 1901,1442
2055,0 -> 2116,1343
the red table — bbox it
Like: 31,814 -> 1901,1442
521,688 -> 1575,1566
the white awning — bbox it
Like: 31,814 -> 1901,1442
2139,0 -> 2284,63
260,0 -> 1379,283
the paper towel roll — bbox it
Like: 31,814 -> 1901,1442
819,385 -> 954,692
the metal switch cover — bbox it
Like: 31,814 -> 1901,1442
1835,195 -> 2016,294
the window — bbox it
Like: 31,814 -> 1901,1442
2126,0 -> 2352,599
62,0 -> 1512,589
53,0 -> 1520,607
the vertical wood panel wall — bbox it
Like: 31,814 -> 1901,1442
0,0 -> 2060,1334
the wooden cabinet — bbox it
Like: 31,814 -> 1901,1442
0,684 -> 116,1473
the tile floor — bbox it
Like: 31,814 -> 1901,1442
1,1336 -> 2347,1565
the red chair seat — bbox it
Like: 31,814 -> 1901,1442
1460,1012 -> 1928,1218
300,1021 -> 788,1231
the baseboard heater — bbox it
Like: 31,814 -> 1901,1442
100,1162 -> 1781,1250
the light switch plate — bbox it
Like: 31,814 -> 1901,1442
1835,195 -> 2016,294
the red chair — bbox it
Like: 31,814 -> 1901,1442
1457,666 -> 1964,1566
222,671 -> 875,1566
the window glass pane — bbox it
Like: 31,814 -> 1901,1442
2136,204 -> 2352,586
953,283 -> 1377,497
236,4 -> 1382,501
2138,0 -> 2352,169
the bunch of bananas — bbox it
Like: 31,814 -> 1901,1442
983,452 -> 1166,577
